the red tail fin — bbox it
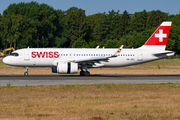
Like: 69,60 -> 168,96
144,22 -> 172,46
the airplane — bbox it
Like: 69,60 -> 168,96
3,21 -> 174,76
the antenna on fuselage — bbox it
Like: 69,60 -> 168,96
96,45 -> 99,49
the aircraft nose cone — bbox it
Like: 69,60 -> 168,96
3,57 -> 8,64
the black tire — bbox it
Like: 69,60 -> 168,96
84,71 -> 90,76
86,71 -> 90,76
24,72 -> 28,76
80,71 -> 84,76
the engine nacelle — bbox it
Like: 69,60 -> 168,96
51,62 -> 78,74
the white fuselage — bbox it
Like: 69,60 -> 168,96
3,48 -> 173,68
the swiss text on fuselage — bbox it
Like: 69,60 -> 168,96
31,51 -> 59,58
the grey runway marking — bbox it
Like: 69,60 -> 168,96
0,74 -> 180,86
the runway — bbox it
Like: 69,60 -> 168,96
0,74 -> 180,86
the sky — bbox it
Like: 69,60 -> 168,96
0,0 -> 180,15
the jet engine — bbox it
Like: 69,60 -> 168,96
51,62 -> 78,74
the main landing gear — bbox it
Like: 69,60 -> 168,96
24,67 -> 29,76
80,70 -> 90,76
80,65 -> 90,76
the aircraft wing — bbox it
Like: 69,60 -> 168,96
70,45 -> 124,64
71,56 -> 108,63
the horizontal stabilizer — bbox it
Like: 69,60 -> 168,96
153,51 -> 175,55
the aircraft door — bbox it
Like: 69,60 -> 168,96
24,50 -> 30,60
137,50 -> 143,61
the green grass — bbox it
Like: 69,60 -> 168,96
1,83 -> 180,119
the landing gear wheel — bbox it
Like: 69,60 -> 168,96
86,71 -> 90,76
24,67 -> 29,76
80,65 -> 90,76
24,72 -> 28,76
84,71 -> 90,76
80,71 -> 84,76
80,71 -> 90,76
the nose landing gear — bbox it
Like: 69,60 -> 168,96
24,67 -> 29,76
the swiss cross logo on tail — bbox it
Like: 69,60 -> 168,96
144,22 -> 172,46
155,29 -> 167,42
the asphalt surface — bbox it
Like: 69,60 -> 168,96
0,74 -> 180,86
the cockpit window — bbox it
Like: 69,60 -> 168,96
10,52 -> 19,56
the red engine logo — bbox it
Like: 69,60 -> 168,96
31,51 -> 59,58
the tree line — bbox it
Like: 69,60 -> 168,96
0,2 -> 180,53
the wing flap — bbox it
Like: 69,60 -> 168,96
71,56 -> 107,63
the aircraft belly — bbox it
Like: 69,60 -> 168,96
102,57 -> 137,67
15,58 -> 54,67
31,59 -> 54,67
